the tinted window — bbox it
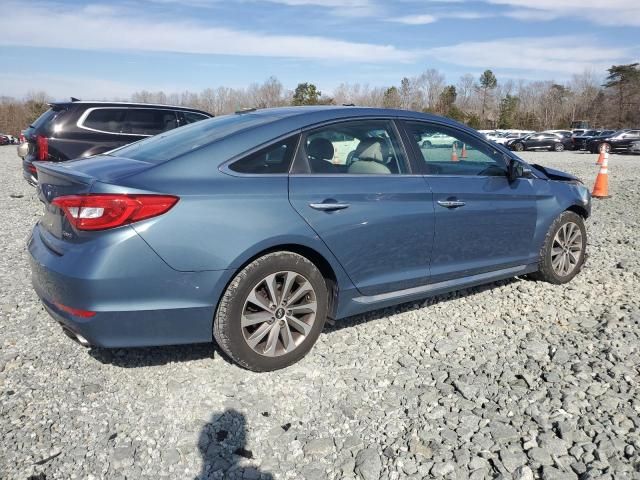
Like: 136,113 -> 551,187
82,108 -> 127,133
31,108 -> 62,131
405,121 -> 507,176
123,109 -> 177,135
182,112 -> 209,124
112,113 -> 274,164
303,120 -> 408,175
229,136 -> 298,174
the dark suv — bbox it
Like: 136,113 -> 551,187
18,100 -> 212,185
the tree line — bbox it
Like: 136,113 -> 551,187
1,63 -> 638,136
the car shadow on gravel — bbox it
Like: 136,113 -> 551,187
325,277 -> 520,334
88,342 -> 222,368
196,409 -> 273,480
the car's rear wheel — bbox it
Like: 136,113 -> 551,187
528,211 -> 586,284
601,142 -> 611,153
553,143 -> 565,152
514,143 -> 524,151
214,252 -> 328,371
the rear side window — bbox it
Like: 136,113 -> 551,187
182,111 -> 209,124
113,113 -> 276,164
229,136 -> 299,174
124,109 -> 177,135
82,108 -> 127,133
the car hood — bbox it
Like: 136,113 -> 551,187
530,164 -> 580,183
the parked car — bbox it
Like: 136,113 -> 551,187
420,132 -> 457,148
586,129 -> 640,153
543,130 -> 573,138
506,132 -> 574,152
492,131 -> 534,145
0,135 -> 10,146
29,106 -> 591,371
18,99 -> 212,185
572,130 -> 615,151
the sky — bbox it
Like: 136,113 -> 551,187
1,0 -> 639,99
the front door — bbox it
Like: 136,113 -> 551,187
401,120 -> 539,283
288,119 -> 435,296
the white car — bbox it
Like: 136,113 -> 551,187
421,133 -> 457,148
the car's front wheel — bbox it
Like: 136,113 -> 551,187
553,143 -> 565,152
513,143 -> 525,151
214,252 -> 328,371
529,211 -> 587,284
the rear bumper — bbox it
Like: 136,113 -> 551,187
28,223 -> 229,347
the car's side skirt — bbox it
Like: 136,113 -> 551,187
337,263 -> 538,318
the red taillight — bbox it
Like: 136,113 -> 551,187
28,165 -> 37,174
54,302 -> 96,318
36,135 -> 48,160
52,194 -> 179,231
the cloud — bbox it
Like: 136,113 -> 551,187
487,0 -> 640,26
427,36 -> 633,75
0,2 -> 416,62
254,0 -> 378,17
390,14 -> 438,25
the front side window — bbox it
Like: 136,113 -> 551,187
229,136 -> 298,174
404,121 -> 507,176
82,108 -> 127,133
302,120 -> 408,175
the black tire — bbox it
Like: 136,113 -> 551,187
553,143 -> 565,152
528,211 -> 587,284
213,252 -> 328,371
602,143 -> 611,153
421,141 -> 432,148
514,143 -> 524,152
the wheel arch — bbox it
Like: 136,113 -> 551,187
566,204 -> 590,219
219,242 -> 346,322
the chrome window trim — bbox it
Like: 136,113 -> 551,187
76,107 -> 181,137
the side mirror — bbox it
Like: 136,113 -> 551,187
507,159 -> 532,182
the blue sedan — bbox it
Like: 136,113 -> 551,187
28,107 -> 591,371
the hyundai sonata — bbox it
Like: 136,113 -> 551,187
29,107 -> 591,371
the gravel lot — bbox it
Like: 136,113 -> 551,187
1,145 -> 639,480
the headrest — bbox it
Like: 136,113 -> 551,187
354,137 -> 388,162
307,138 -> 334,161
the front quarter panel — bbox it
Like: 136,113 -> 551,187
530,178 -> 591,254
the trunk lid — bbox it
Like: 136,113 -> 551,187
35,156 -> 154,241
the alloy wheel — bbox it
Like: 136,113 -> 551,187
241,271 -> 317,357
551,222 -> 583,277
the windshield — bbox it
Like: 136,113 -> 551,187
112,113 -> 278,164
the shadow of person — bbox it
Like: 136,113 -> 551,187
197,409 -> 273,480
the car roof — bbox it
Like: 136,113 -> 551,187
217,106 -> 482,136
49,100 -> 212,116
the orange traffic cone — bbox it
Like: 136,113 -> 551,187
461,143 -> 468,159
592,154 -> 610,199
596,144 -> 607,166
451,143 -> 459,162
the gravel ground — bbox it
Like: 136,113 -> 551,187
1,145 -> 639,480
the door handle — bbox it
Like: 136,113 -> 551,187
309,202 -> 350,211
437,200 -> 466,209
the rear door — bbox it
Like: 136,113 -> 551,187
288,119 -> 434,296
400,120 -> 539,283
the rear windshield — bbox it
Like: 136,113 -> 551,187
111,113 -> 275,164
30,107 -> 64,132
